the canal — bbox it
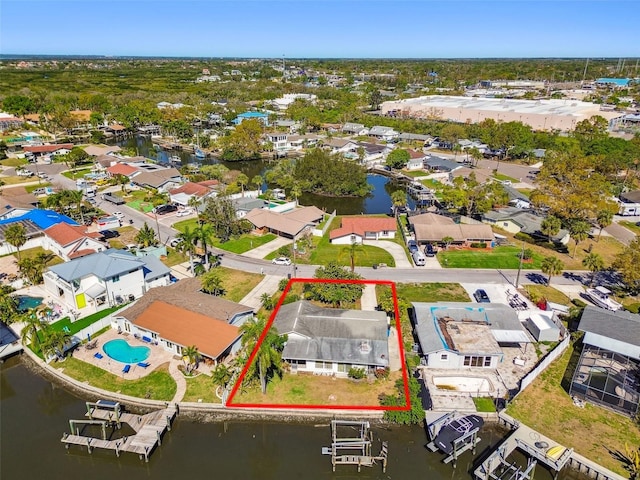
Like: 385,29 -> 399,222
113,135 -> 414,215
1,356 -> 590,480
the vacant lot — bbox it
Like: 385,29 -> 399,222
217,266 -> 263,303
506,343 -> 640,476
233,371 -> 403,407
438,245 -> 544,269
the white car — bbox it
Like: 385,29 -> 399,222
272,257 -> 292,266
112,211 -> 125,219
176,209 -> 193,217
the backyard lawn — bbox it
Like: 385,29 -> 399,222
438,245 -> 545,269
217,266 -> 263,303
394,282 -> 471,302
182,372 -> 218,403
54,358 -> 176,401
506,343 -> 640,476
50,304 -> 129,336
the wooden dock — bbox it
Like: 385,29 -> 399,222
61,402 -> 177,461
474,413 -> 573,480
323,420 -> 388,473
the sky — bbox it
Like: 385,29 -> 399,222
1,1 -> 639,58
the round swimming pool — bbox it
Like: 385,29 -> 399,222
103,339 -> 150,364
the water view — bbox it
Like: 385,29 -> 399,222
1,356 -> 591,480
113,135 -> 414,215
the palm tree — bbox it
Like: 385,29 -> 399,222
569,220 -> 591,258
254,329 -> 284,394
390,190 -> 406,218
177,226 -> 199,275
469,146 -> 483,167
20,309 -> 47,352
251,175 -> 263,192
182,345 -> 201,374
540,216 -> 561,243
196,222 -> 215,269
65,189 -> 84,223
0,287 -> 20,324
212,363 -> 232,391
41,328 -> 70,361
4,223 -> 27,260
341,240 -> 363,273
541,256 -> 564,286
596,210 -> 613,242
135,222 -> 157,247
237,173 -> 249,197
582,252 -> 605,287
201,270 -> 225,296
260,293 -> 274,311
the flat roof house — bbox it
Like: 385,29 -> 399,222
411,302 -> 531,369
570,306 -> 640,417
273,300 -> 389,377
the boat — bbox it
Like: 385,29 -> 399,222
194,147 -> 206,159
585,286 -> 622,311
433,415 -> 484,455
169,155 -> 181,166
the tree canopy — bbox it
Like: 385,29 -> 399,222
306,262 -> 364,307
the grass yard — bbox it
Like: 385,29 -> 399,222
473,397 -> 497,412
233,371 -> 402,407
50,304 -> 129,335
163,248 -> 188,267
24,182 -> 51,193
217,266 -> 263,302
173,218 -> 276,254
182,372 -> 219,403
492,172 -> 518,182
402,170 -> 427,178
54,358 -> 177,401
620,221 -> 640,235
62,167 -> 92,180
1,158 -> 28,167
438,246 -> 545,269
0,175 -> 34,185
17,246 -> 65,266
506,343 -> 640,476
394,282 -> 471,302
523,285 -> 572,306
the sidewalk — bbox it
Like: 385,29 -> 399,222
242,236 -> 291,259
239,274 -> 284,309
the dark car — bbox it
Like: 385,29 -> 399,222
474,289 -> 490,303
425,243 -> 436,257
154,204 -> 178,215
99,230 -> 120,239
407,240 -> 418,253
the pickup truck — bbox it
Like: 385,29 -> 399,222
102,193 -> 125,205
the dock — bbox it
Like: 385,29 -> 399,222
61,400 -> 178,462
474,413 -> 573,480
322,420 -> 388,473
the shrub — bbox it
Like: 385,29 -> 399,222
522,248 -> 534,260
348,367 -> 366,380
278,278 -> 289,291
572,298 -> 587,308
515,232 -> 535,243
470,242 -> 487,248
278,245 -> 292,257
374,367 -> 390,379
625,303 -> 640,314
282,293 -> 300,305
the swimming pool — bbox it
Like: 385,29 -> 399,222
103,339 -> 150,364
16,296 -> 44,312
432,376 -> 494,393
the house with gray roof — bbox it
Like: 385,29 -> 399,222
481,207 -> 570,244
411,302 -> 531,369
273,300 -> 389,376
368,125 -> 399,142
131,167 -> 183,192
423,156 -> 461,173
570,306 -> 640,417
234,197 -> 268,218
341,122 -> 368,136
43,249 -> 171,315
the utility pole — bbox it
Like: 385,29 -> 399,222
514,240 -> 525,289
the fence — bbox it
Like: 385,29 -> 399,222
515,335 -> 571,396
313,210 -> 336,237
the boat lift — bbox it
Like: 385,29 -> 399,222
425,411 -> 481,468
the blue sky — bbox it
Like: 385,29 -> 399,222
1,1 -> 639,58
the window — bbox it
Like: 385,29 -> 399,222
464,355 -> 492,367
440,353 -> 448,361
503,222 -> 509,227
337,363 -> 349,373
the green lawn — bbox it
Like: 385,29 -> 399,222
62,167 -> 92,180
217,266 -> 263,302
523,285 -> 572,306
24,182 -> 51,193
473,397 -> 497,412
394,282 -> 471,302
402,170 -> 426,178
438,246 -> 544,269
182,373 -> 219,403
50,304 -> 129,336
492,172 -> 518,182
54,358 -> 176,401
1,158 -> 28,167
620,221 -> 640,235
172,218 -> 198,231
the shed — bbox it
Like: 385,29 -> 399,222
525,313 -> 560,342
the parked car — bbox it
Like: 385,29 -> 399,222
474,289 -> 490,303
169,238 -> 182,248
272,257 -> 292,266
407,240 -> 418,253
153,204 -> 178,215
176,208 -> 193,217
425,243 -> 436,257
112,211 -> 125,219
99,230 -> 120,239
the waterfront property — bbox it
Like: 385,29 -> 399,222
329,216 -> 397,244
273,300 -> 390,377
408,213 -> 495,247
112,277 -> 254,363
245,205 -> 325,239
570,306 -> 640,417
481,208 -> 570,245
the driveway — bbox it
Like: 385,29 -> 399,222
365,239 -> 413,268
243,236 -> 291,260
604,222 -> 636,246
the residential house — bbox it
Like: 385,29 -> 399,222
265,133 -> 288,155
93,154 -> 122,170
233,197 -> 269,218
356,141 -> 390,165
409,213 -> 495,246
342,122 -> 369,136
106,162 -> 139,179
286,134 -> 320,151
272,93 -> 317,110
42,222 -> 106,260
406,149 -> 427,171
398,132 -> 434,145
0,186 -> 39,210
423,156 -> 461,173
481,208 -> 570,244
503,185 -> 532,209
273,300 -> 389,376
273,119 -> 301,133
618,190 -> 640,216
0,114 -> 23,131
112,277 -> 254,363
0,208 -> 77,256
570,306 -> 640,417
330,217 -> 397,244
368,126 -> 399,142
233,111 -> 270,126
43,249 -> 171,314
411,302 -> 531,368
245,206 -> 325,239
131,167 -> 183,192
23,143 -> 74,158
323,138 -> 359,155
84,145 -> 122,157
169,180 -> 219,207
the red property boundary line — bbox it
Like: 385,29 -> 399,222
226,278 -> 411,411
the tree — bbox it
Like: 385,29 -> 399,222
41,328 -> 70,361
239,317 -> 286,395
17,252 -> 53,285
201,196 -> 249,243
308,262 -> 364,307
236,173 -> 249,196
4,223 -> 27,260
182,345 -> 201,374
0,285 -> 20,324
20,310 -> 47,352
541,256 -> 564,285
201,270 -> 225,296
196,222 -> 215,269
176,226 -> 199,274
596,210 -> 613,242
220,118 -> 263,161
468,146 -> 483,167
135,222 -> 158,247
260,293 -> 275,311
251,175 -> 264,191
391,190 -> 406,217
442,236 -> 454,249
540,216 -> 561,243
212,363 -> 232,391
386,149 -> 410,169
341,240 -> 364,273
613,239 -> 640,292
582,252 -> 605,287
569,220 -> 591,258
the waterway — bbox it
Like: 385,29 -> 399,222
1,356 -> 590,480
113,135 -> 413,215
